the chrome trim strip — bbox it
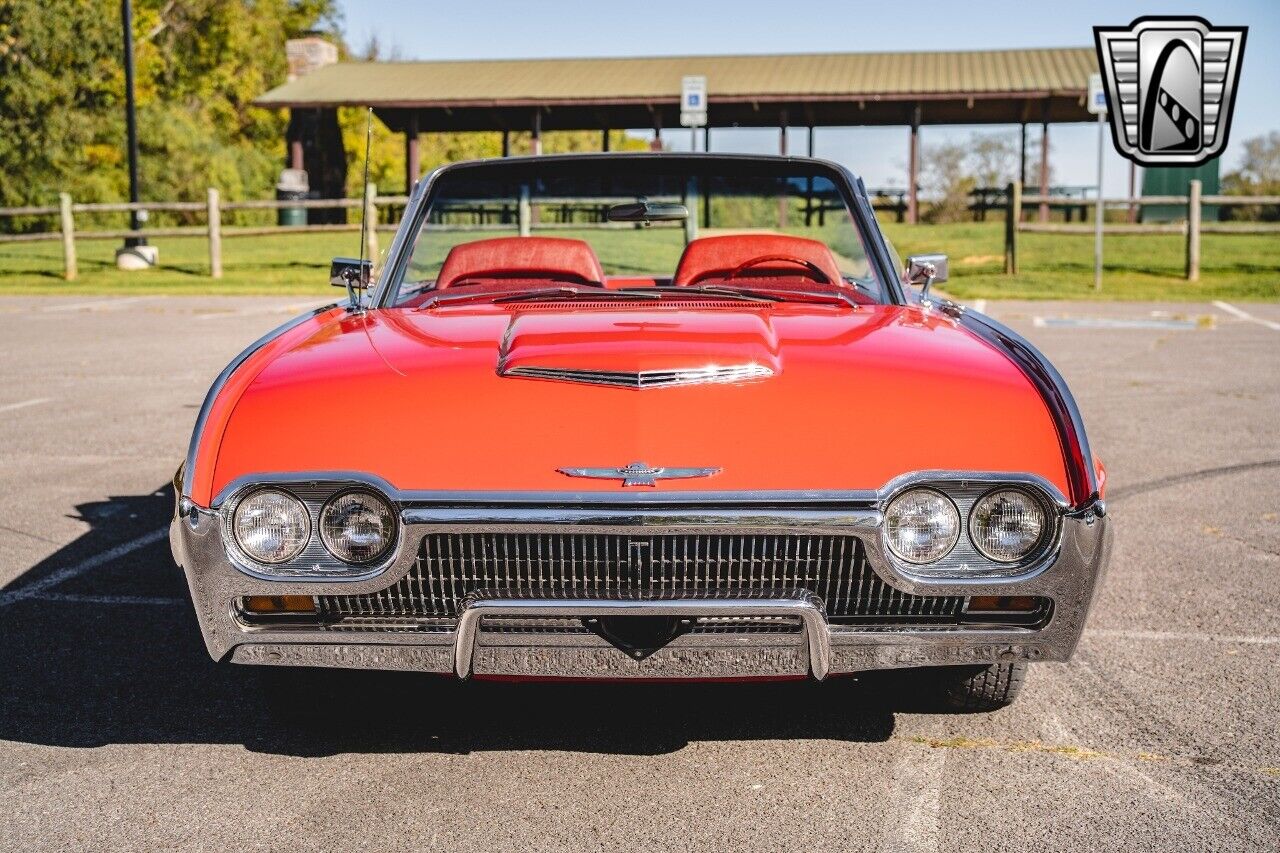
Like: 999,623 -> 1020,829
181,304 -> 341,503
958,311 -> 1100,505
452,595 -> 830,680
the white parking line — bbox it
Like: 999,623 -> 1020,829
0,397 -> 51,414
1213,301 -> 1280,331
0,527 -> 167,607
1088,628 -> 1280,646
877,745 -> 943,853
42,296 -> 155,313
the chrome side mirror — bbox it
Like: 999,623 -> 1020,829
330,257 -> 372,289
905,253 -> 948,296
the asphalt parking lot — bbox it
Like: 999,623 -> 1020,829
1,294 -> 1277,852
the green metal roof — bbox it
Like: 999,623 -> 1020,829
257,47 -> 1097,108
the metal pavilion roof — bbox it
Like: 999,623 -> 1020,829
256,47 -> 1098,131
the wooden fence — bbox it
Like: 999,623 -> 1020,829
0,185 -> 406,280
1003,180 -> 1280,283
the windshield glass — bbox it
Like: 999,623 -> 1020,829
390,157 -> 886,305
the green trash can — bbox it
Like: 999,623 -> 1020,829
276,169 -> 309,227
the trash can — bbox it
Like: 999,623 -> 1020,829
276,168 -> 309,226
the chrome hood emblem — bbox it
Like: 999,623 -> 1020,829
503,363 -> 773,389
558,461 -> 721,487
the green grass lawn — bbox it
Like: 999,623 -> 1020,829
1,221 -> 1277,300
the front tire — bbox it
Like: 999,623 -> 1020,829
936,661 -> 1027,712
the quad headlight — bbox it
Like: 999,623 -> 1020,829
884,488 -> 960,564
232,488 -> 310,564
320,490 -> 396,564
968,489 -> 1047,562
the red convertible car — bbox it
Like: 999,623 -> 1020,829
171,154 -> 1110,710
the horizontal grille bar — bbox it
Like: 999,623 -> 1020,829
315,533 -> 971,626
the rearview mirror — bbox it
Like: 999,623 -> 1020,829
606,200 -> 689,223
330,257 -> 372,289
905,253 -> 949,296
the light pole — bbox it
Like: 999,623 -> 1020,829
116,0 -> 157,269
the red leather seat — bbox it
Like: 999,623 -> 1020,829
435,237 -> 606,290
672,234 -> 845,288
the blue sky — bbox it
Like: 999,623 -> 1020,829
335,0 -> 1277,193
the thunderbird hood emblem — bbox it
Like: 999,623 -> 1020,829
557,461 -> 721,487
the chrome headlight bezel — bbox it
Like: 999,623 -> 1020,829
319,489 -> 398,565
229,487 -> 311,565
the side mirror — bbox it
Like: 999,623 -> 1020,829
330,257 -> 372,289
905,253 -> 949,296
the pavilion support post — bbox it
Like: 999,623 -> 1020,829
404,112 -> 420,195
1128,161 -> 1138,222
652,111 -> 663,151
778,110 -> 789,228
1038,101 -> 1051,222
805,125 -> 815,226
703,127 -> 710,152
501,129 -> 510,158
907,104 -> 921,225
1019,122 -> 1027,188
531,110 -> 542,156
601,128 -> 610,152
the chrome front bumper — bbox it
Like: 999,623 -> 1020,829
171,498 -> 1111,680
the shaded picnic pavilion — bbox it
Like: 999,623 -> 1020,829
256,46 -> 1100,223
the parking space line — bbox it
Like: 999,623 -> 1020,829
877,745 -> 943,853
42,296 -> 156,313
0,527 -> 167,607
1088,628 -> 1280,646
1213,301 -> 1280,331
0,397 -> 51,414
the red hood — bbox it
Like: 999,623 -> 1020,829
203,303 -> 1068,500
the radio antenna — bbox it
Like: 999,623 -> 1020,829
352,107 -> 374,309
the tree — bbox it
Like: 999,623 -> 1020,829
0,0 -> 341,226
969,132 -> 1018,189
919,140 -> 974,223
1223,132 -> 1280,221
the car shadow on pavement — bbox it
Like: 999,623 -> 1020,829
0,485 -> 952,758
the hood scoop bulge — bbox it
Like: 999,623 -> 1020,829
497,310 -> 781,389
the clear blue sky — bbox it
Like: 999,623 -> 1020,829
336,0 -> 1277,193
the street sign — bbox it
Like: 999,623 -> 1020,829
1087,72 -> 1108,115
680,75 -> 707,127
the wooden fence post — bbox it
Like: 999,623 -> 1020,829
59,192 -> 77,281
1186,179 -> 1201,281
206,188 -> 222,279
364,182 -> 379,266
1004,181 -> 1021,275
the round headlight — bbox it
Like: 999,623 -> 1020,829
885,488 -> 960,564
232,489 -> 310,564
320,491 -> 395,564
969,489 -> 1047,562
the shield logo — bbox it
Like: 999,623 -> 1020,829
1094,16 -> 1247,167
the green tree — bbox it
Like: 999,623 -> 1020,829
0,0 -> 340,227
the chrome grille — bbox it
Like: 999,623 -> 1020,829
315,533 -> 967,626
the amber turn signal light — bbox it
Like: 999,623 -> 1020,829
964,595 -> 1039,613
243,595 -> 316,614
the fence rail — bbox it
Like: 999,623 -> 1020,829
0,186 -> 405,279
1004,181 -> 1280,284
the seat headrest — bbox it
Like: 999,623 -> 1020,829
672,234 -> 844,287
436,237 -> 606,290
